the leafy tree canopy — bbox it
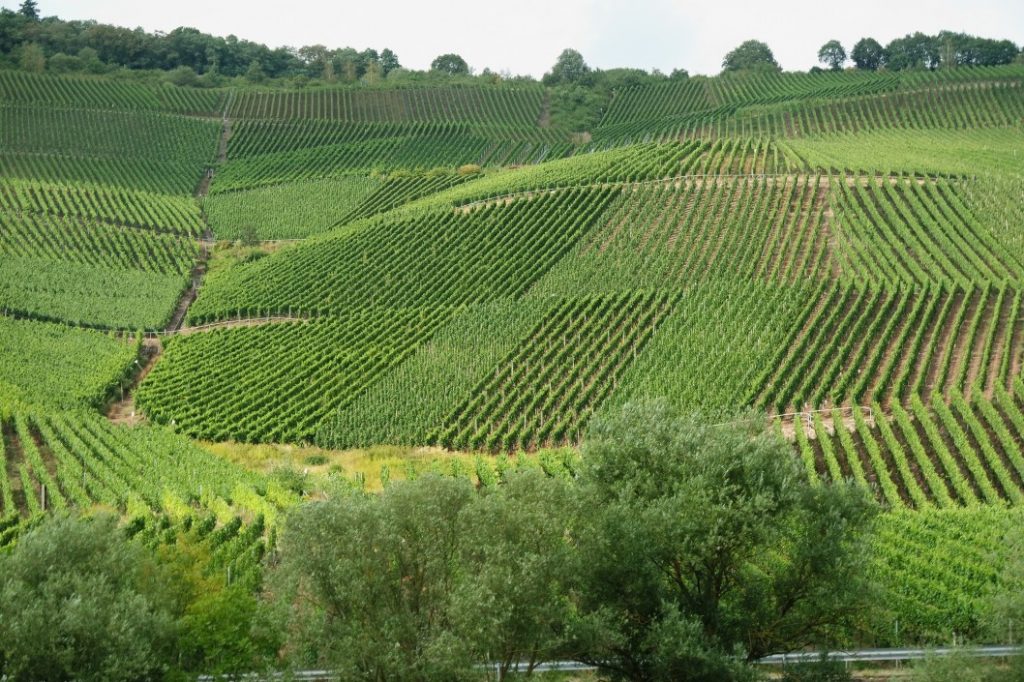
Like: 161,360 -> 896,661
543,48 -> 592,86
851,37 -> 884,70
430,52 -> 469,76
0,514 -> 177,682
721,39 -> 781,73
18,0 -> 37,20
818,39 -> 847,70
571,400 -> 879,677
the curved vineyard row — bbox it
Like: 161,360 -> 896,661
868,505 -> 1021,642
598,280 -> 821,416
784,127 -> 1024,179
833,176 -> 1024,287
0,317 -> 140,410
594,79 -> 1024,145
0,257 -> 188,330
333,171 -> 471,226
601,67 -> 905,127
527,172 -> 831,297
792,383 -> 1024,509
430,291 -> 677,452
137,308 -> 458,443
228,84 -> 546,126
0,407 -> 273,524
318,299 -> 554,449
0,70 -> 225,115
188,186 -> 619,324
0,152 -> 215,196
0,178 -> 204,235
0,105 -> 220,164
758,284 -> 1022,412
210,123 -> 570,193
203,175 -> 379,240
226,119 -> 564,160
0,210 -> 197,276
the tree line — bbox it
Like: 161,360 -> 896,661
2,2 -> 1020,90
5,400 -> 1024,679
0,401 -> 881,681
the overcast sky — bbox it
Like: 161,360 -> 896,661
5,0 -> 1023,76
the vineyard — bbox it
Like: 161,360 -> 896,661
0,402 -> 281,586
2,61 -> 1024,653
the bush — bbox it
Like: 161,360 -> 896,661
0,514 -> 177,681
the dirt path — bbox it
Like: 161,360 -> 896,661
1,420 -> 28,516
106,338 -> 162,425
537,92 -> 551,128
962,293 -> 998,395
105,116 -> 234,426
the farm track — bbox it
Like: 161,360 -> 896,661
907,412 -> 963,505
106,338 -> 161,425
868,295 -> 916,407
105,117 -> 239,426
890,414 -> 936,501
0,420 -> 28,516
1009,312 -> 1024,390
950,404 -> 1008,501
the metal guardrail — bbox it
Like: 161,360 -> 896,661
197,646 -> 1024,680
758,645 -> 1023,664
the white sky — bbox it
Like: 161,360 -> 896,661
5,0 -> 1023,77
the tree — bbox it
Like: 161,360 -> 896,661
380,47 -> 400,74
851,37 -> 884,70
245,58 -> 265,83
571,400 -> 878,679
818,40 -> 847,70
721,40 -> 780,73
18,41 -> 44,72
269,476 -> 478,680
884,32 -> 940,70
0,514 -> 177,682
451,469 -> 578,677
430,52 -> 468,76
543,48 -> 592,86
18,0 -> 38,20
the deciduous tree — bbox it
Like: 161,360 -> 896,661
721,39 -> 781,72
851,37 -> 884,70
571,400 -> 878,679
818,40 -> 847,70
430,52 -> 469,76
0,514 -> 177,682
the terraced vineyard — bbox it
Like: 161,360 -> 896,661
792,380 -> 1024,508
2,63 -> 1024,652
0,404 -> 283,551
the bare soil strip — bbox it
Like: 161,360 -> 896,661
961,293 -> 998,396
1,420 -> 28,516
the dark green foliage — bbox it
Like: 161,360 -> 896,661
851,38 -> 884,71
885,32 -> 942,70
431,53 -> 469,76
722,39 -> 781,73
818,40 -> 847,70
17,0 -> 37,21
0,514 -> 177,682
572,400 -> 879,677
544,48 -> 593,86
269,475 -> 480,680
